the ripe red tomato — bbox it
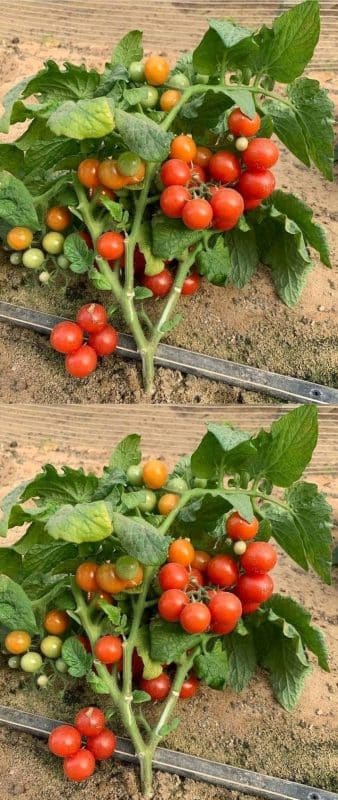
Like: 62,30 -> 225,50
78,159 -> 101,189
191,550 -> 210,572
189,164 -> 206,186
48,725 -> 81,757
237,573 -> 274,603
194,146 -> 212,168
179,674 -> 199,699
63,749 -> 96,782
206,555 -> 238,588
208,591 -> 242,634
168,538 -> 195,567
210,187 -> 244,229
94,635 -> 123,664
170,135 -> 197,163
160,185 -> 191,218
132,650 -> 144,679
158,589 -> 189,622
242,138 -> 279,171
241,601 -> 260,615
87,729 -> 117,760
180,602 -> 211,634
158,562 -> 189,591
65,345 -> 97,378
181,272 -> 201,296
244,197 -> 261,211
97,231 -> 125,261
182,198 -> 213,230
50,321 -> 83,354
226,512 -> 259,541
228,108 -> 261,137
75,707 -> 105,737
238,169 -> 276,199
140,673 -> 171,701
240,541 -> 277,573
208,151 -> 241,183
76,303 -> 108,333
160,159 -> 191,187
142,268 -> 174,297
89,325 -> 119,356
75,562 -> 98,592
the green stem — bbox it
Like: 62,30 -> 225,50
150,243 -> 203,349
122,567 -> 155,726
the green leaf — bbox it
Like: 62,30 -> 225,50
138,222 -> 165,276
160,314 -> 182,334
0,171 -> 40,230
132,690 -> 151,704
263,100 -> 310,168
0,77 -> 32,133
152,215 -> 204,260
261,0 -> 320,83
111,30 -> 143,67
0,144 -> 24,177
87,671 -> 110,694
255,619 -> 311,710
47,501 -> 112,543
191,422 -> 255,480
112,513 -> 169,566
22,464 -> 98,505
193,20 -> 252,75
135,625 -> 163,680
158,718 -> 180,737
222,87 -> 256,118
24,138 -> 79,177
180,92 -> 231,135
197,237 -> 231,286
15,118 -> 55,150
150,618 -> 202,663
64,232 -> 94,274
109,434 -> 141,472
267,191 -> 330,267
0,481 -> 29,536
95,64 -> 129,97
100,196 -> 126,224
257,406 -> 318,487
124,87 -> 153,107
223,630 -> 256,692
62,636 -> 92,677
0,549 -> 22,580
0,575 -> 37,633
194,640 -> 228,689
226,227 -> 258,288
266,595 -> 329,671
115,109 -> 172,162
98,600 -> 127,634
288,77 -> 334,181
171,494 -> 230,550
134,286 -> 153,301
23,61 -> 100,102
13,522 -> 53,555
48,97 -> 116,140
88,269 -> 113,290
22,542 -> 77,577
256,215 -> 313,306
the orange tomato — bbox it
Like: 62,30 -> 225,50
44,609 -> 69,635
158,493 -> 180,516
98,160 -> 130,190
142,459 -> 168,489
7,227 -> 33,250
46,206 -> 72,231
77,158 -> 101,189
170,134 -> 197,163
96,563 -> 128,594
168,538 -> 195,567
160,89 -> 182,112
144,55 -> 170,86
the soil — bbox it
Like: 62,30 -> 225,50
0,433 -> 337,800
0,39 -> 337,404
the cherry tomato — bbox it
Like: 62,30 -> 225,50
187,567 -> 205,589
37,674 -> 49,688
206,555 -> 238,588
210,187 -> 244,229
20,652 -> 43,672
240,541 -> 277,573
236,573 -> 274,603
191,550 -> 210,572
242,138 -> 279,170
208,591 -> 242,634
115,555 -> 140,581
158,589 -> 189,622
44,609 -> 69,635
125,161 -> 146,185
76,303 -> 108,333
235,136 -> 249,152
22,248 -> 45,269
50,321 -> 83,354
144,55 -> 170,86
179,674 -> 199,699
233,540 -> 247,556
189,164 -> 206,187
228,108 -> 261,137
63,749 -> 96,782
78,158 -> 101,189
142,268 -> 174,298
75,706 -> 105,737
7,226 -> 33,250
75,562 -> 98,592
168,538 -> 195,567
87,728 -> 117,760
160,159 -> 191,187
195,146 -> 212,168
140,86 -> 159,108
168,72 -> 190,90
170,134 -> 197,163
208,151 -> 241,183
160,89 -> 182,111
98,159 -> 130,190
9,252 -> 22,265
129,61 -> 145,82
42,232 -> 64,255
226,512 -> 259,541
182,198 -> 213,230
124,563 -> 144,588
117,151 -> 142,177
5,630 -> 31,655
89,324 -> 119,356
65,345 -> 97,379
127,464 -> 143,486
40,635 -> 62,659
97,231 -> 125,261
180,602 -> 211,634
48,725 -> 81,757
140,673 -> 171,700
160,185 -> 191,218
96,564 -> 128,594
94,635 -> 123,664
158,493 -> 180,515
91,185 -> 116,204
166,477 -> 189,494
87,590 -> 112,607
238,170 -> 275,199
181,272 -> 201,296
244,197 -> 261,211
46,206 -> 72,232
241,601 -> 260,615
158,562 -> 189,591
142,459 -> 168,489
138,490 -> 157,513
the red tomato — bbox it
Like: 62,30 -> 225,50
208,151 -> 241,183
160,159 -> 191,187
194,146 -> 212,168
87,729 -> 117,760
160,185 -> 191,218
50,321 -> 83,354
237,573 -> 274,603
210,187 -> 244,229
244,197 -> 261,211
182,272 -> 201,296
48,725 -> 81,757
242,138 -> 279,171
89,325 -> 119,356
241,601 -> 260,615
206,555 -> 238,588
132,650 -> 144,679
75,707 -> 105,737
142,268 -> 174,297
228,108 -> 261,138
189,164 -> 206,186
94,635 -> 123,664
63,749 -> 96,782
140,673 -> 171,701
240,542 -> 277,573
180,602 -> 211,634
208,591 -> 242,634
78,230 -> 94,249
65,345 -> 97,378
180,674 -> 199,699
226,512 -> 259,541
182,198 -> 213,230
238,169 -> 275,199
97,231 -> 125,261
158,589 -> 189,622
159,562 -> 189,591
76,303 -> 108,333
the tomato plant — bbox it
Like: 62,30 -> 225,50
0,1 -> 333,394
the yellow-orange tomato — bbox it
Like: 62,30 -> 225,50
46,206 -> 72,232
87,590 -> 113,606
124,564 -> 144,588
195,146 -> 212,168
98,160 -> 130,190
5,630 -> 31,655
160,89 -> 182,112
127,161 -> 146,185
7,227 -> 33,250
170,134 -> 197,163
191,550 -> 211,572
44,609 -> 69,635
75,562 -> 98,593
158,493 -> 180,516
92,185 -> 116,203
142,459 -> 168,489
77,158 -> 101,189
168,538 -> 195,567
96,563 -> 128,594
144,55 -> 170,86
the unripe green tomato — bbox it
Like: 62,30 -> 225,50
140,86 -> 159,109
117,151 -> 142,177
55,658 -> 68,674
22,248 -> 45,270
235,136 -> 249,152
38,270 -> 51,285
127,464 -> 143,486
9,252 -> 22,266
193,477 -> 208,488
129,60 -> 145,82
233,540 -> 247,555
166,477 -> 189,494
196,73 -> 209,84
42,232 -> 64,255
116,555 -> 140,580
168,72 -> 190,90
57,255 -> 70,269
20,652 -> 43,673
37,674 -> 49,688
8,656 -> 21,669
138,489 -> 157,512
40,635 -> 62,659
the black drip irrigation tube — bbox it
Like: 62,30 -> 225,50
1,301 -> 338,404
0,706 -> 336,800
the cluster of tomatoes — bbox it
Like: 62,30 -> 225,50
5,207 -> 73,283
50,302 -> 118,378
3,608 -> 72,685
48,706 -> 117,782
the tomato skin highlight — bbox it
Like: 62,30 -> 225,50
206,555 -> 239,588
94,635 -> 123,665
160,185 -> 191,218
50,321 -> 83,355
140,673 -> 171,700
170,135 -> 197,163
75,706 -> 105,737
240,541 -> 277,573
86,729 -> 117,760
143,459 -> 168,489
226,512 -> 259,541
158,589 -> 189,622
208,151 -> 241,183
5,630 -> 31,655
78,159 -> 101,189
65,345 -> 97,379
44,609 -> 69,635
89,325 -> 119,356
228,108 -> 261,138
179,674 -> 199,699
237,573 -> 274,603
63,749 -> 96,782
48,725 -> 82,757
7,226 -> 33,250
159,562 -> 189,591
75,562 -> 98,592
242,138 -> 279,171
208,591 -> 242,634
238,169 -> 276,199
182,198 -> 213,230
168,538 -> 195,567
180,602 -> 211,634
182,272 -> 201,296
142,268 -> 174,298
76,303 -> 108,334
160,159 -> 191,187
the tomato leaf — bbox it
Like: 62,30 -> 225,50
22,542 -> 77,577
135,625 -> 163,680
132,690 -> 151,704
87,671 -> 110,694
111,30 -> 143,68
255,618 -> 311,710
255,214 -> 313,306
95,64 -> 129,98
194,640 -> 228,689
23,61 -> 100,103
112,512 -> 169,566
180,92 -> 231,135
0,575 -> 37,633
226,227 -> 259,288
171,494 -> 231,550
88,270 -> 113,290
263,99 -> 310,168
62,636 -> 93,677
0,144 -> 25,177
223,629 -> 257,692
152,215 -> 202,259
258,0 -> 320,83
197,237 -> 231,286
191,422 -> 255,480
0,481 -> 29,536
48,97 -> 116,140
266,191 -> 330,267
157,718 -> 180,737
64,233 -> 94,273
193,20 -> 253,75
287,77 -> 334,181
266,595 -> 329,671
24,138 -> 79,177
150,618 -> 202,663
98,600 -> 128,634
134,286 -> 153,301
115,109 -> 172,162
47,501 -> 113,543
21,464 -> 98,505
0,77 -> 33,133
0,549 -> 22,580
255,405 -> 318,487
0,171 -> 40,230
109,434 -> 141,472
